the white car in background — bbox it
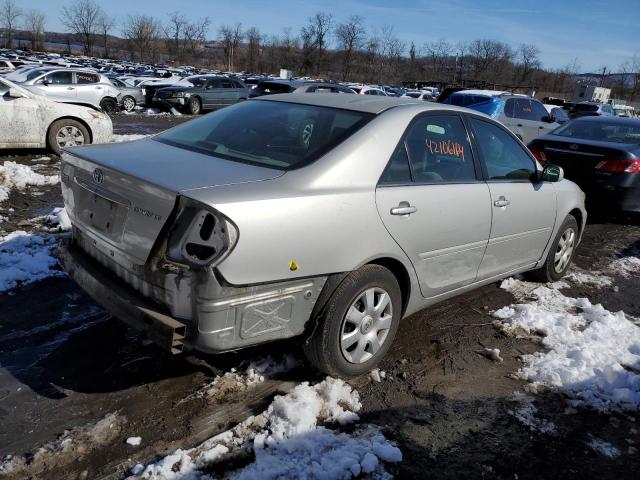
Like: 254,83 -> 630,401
0,77 -> 112,153
402,91 -> 435,101
352,86 -> 388,96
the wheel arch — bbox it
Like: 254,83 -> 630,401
367,257 -> 411,317
46,116 -> 93,148
568,207 -> 584,235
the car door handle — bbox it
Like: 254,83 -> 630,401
66,87 -> 74,90
95,86 -> 103,89
493,196 -> 511,208
390,203 -> 417,216
517,124 -> 523,127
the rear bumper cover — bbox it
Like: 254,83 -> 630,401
57,237 -> 328,354
583,182 -> 640,212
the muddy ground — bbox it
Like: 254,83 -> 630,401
0,114 -> 638,479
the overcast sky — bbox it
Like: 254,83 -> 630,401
17,0 -> 640,72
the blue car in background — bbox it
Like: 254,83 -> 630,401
442,90 -> 559,143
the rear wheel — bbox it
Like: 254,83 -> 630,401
48,119 -> 90,154
304,265 -> 401,378
188,96 -> 202,115
122,96 -> 136,112
530,215 -> 578,282
99,97 -> 118,115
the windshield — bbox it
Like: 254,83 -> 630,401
154,100 -> 374,169
553,119 -> 640,144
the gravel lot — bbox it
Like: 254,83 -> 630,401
0,114 -> 638,479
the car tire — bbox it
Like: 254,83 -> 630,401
99,97 -> 118,115
529,215 -> 579,282
303,264 -> 402,378
122,96 -> 136,112
188,97 -> 202,115
47,119 -> 91,154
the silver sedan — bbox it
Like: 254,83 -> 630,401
58,95 -> 586,377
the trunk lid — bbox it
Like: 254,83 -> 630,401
61,138 -> 283,264
534,136 -> 632,180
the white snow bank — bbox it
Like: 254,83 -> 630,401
494,278 -> 640,412
0,231 -> 64,293
111,134 -> 151,143
30,207 -> 72,232
0,161 -> 60,202
129,377 -> 401,479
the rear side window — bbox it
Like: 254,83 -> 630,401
404,115 -> 476,183
76,72 -> 99,84
470,118 -> 536,181
380,144 -> 412,185
221,79 -> 234,88
206,78 -> 221,89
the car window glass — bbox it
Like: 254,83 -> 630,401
504,98 -> 516,118
380,144 -> 412,185
0,83 -> 8,96
470,118 -> 536,181
405,115 -> 475,183
76,72 -> 98,84
206,78 -> 221,89
221,79 -> 234,88
513,98 -> 537,120
530,100 -> 549,121
44,71 -> 73,84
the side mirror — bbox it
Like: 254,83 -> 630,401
541,164 -> 564,182
8,88 -> 27,99
542,114 -> 555,123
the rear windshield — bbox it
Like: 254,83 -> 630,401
154,100 -> 374,169
552,120 -> 640,144
254,82 -> 294,95
25,68 -> 49,80
445,93 -> 503,118
573,103 -> 599,112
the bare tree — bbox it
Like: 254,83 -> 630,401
122,14 -> 162,63
335,15 -> 365,81
245,26 -> 262,72
164,11 -> 187,61
468,39 -> 513,82
0,0 -> 22,49
96,12 -> 115,58
424,39 -> 452,80
25,9 -> 45,51
515,43 -> 541,83
184,17 -> 210,61
307,12 -> 333,74
218,23 -> 243,71
619,54 -> 640,101
60,0 -> 102,56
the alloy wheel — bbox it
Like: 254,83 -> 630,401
56,126 -> 85,148
554,227 -> 575,273
340,287 -> 393,364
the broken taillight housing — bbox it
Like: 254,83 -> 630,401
165,197 -> 238,268
595,159 -> 640,174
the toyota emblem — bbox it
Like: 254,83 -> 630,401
93,168 -> 104,184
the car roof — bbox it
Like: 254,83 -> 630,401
254,93 -> 474,115
570,116 -> 640,126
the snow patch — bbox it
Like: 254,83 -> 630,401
509,393 -> 556,434
587,436 -> 620,458
126,436 -> 142,446
0,161 -> 59,202
494,278 -> 640,412
0,231 -> 64,293
608,256 -> 640,278
128,378 -> 401,479
111,134 -> 151,143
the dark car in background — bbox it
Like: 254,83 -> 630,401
570,101 -> 615,118
528,117 -> 640,212
249,80 -> 356,98
154,75 -> 249,114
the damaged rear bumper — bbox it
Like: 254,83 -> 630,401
57,237 -> 328,354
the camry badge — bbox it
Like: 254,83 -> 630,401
93,168 -> 104,184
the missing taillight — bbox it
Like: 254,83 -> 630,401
166,198 -> 238,268
199,213 -> 215,241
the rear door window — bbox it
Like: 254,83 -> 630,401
404,114 -> 476,183
76,72 -> 99,84
530,100 -> 549,121
206,78 -> 222,89
513,98 -> 537,121
221,79 -> 234,89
